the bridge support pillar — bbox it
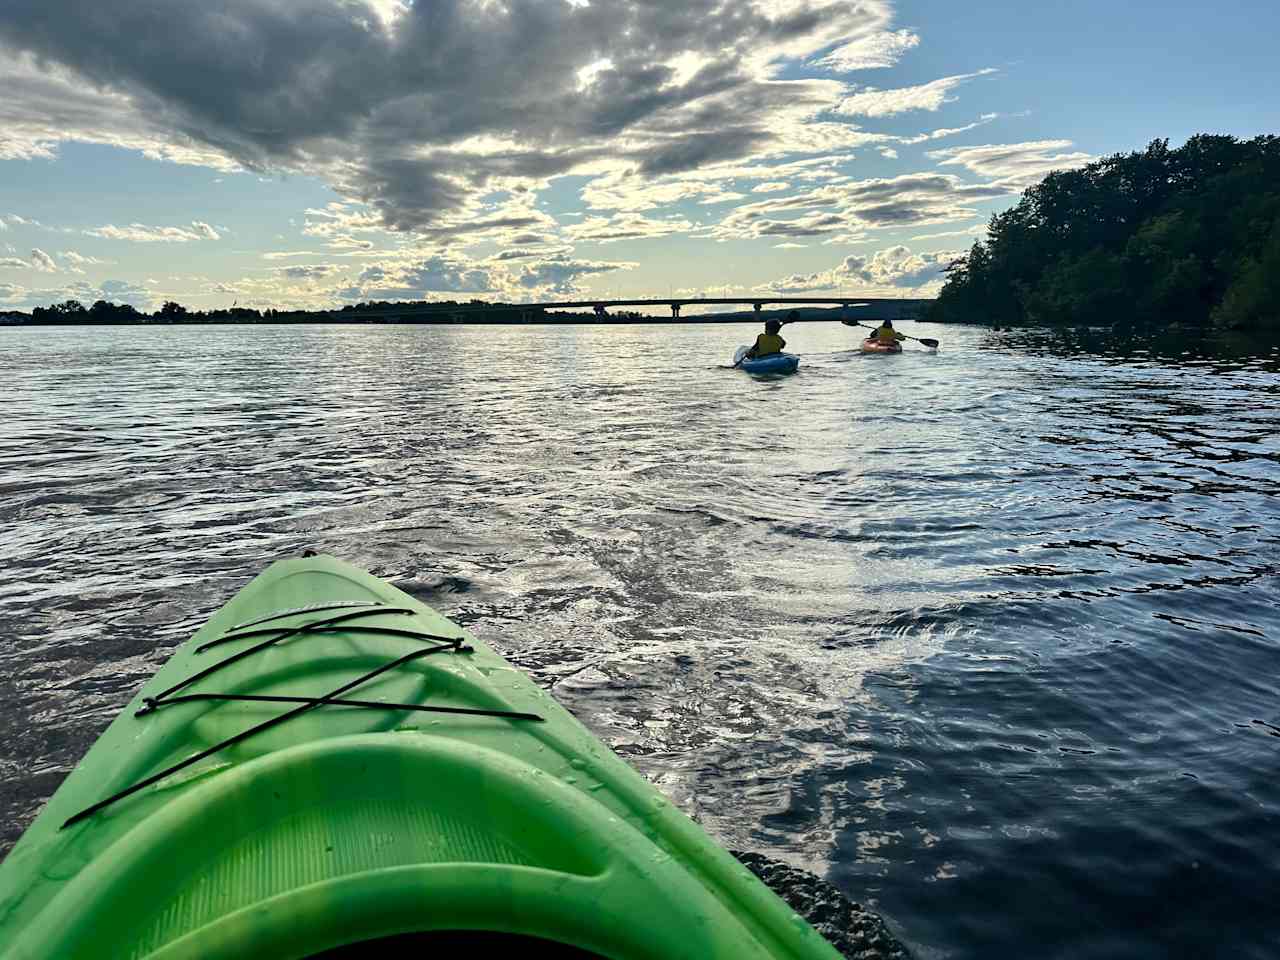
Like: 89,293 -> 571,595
671,303 -> 682,319
594,304 -> 607,318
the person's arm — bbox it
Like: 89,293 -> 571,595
745,334 -> 760,358
779,336 -> 787,350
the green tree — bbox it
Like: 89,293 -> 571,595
928,134 -> 1280,331
1213,216 -> 1280,331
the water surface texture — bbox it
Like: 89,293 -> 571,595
2,323 -> 1278,958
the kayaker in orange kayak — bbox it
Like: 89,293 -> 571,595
869,318 -> 907,345
745,316 -> 787,359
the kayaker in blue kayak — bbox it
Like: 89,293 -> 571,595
869,318 -> 907,344
746,316 -> 787,358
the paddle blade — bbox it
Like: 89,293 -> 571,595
918,337 -> 939,349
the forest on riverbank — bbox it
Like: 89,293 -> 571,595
2,300 -> 647,326
928,135 -> 1280,332
2,300 -> 926,327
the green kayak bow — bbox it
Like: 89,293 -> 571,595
0,555 -> 844,960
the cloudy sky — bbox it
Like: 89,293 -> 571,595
1,0 -> 1276,313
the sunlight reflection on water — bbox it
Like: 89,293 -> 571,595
1,322 -> 1277,958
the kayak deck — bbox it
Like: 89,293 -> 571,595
860,338 -> 902,354
734,345 -> 800,374
0,556 -> 842,960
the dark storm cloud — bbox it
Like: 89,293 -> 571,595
635,129 -> 774,177
849,201 -> 970,225
0,0 -> 892,230
750,212 -> 847,238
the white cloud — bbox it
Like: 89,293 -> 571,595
756,243 -> 962,295
190,221 -> 220,240
262,251 -> 319,260
96,278 -> 153,307
836,69 -> 997,118
838,244 -> 960,289
909,224 -> 986,241
928,139 -> 1095,189
273,263 -> 342,281
514,256 -> 637,295
58,250 -> 109,273
576,56 -> 616,92
487,246 -> 574,262
60,250 -> 105,266
899,113 -> 999,145
580,172 -> 743,213
711,170 -> 1006,242
816,29 -> 920,72
355,255 -> 496,296
564,213 -> 694,243
30,248 -> 57,271
85,223 -> 213,242
301,203 -> 383,239
325,235 -> 377,252
0,277 -> 154,310
0,257 -> 28,268
752,181 -> 790,193
758,270 -> 837,293
0,53 -> 240,169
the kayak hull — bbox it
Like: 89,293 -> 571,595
860,338 -> 902,354
0,556 -> 842,960
734,347 -> 800,374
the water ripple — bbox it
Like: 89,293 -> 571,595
1,322 -> 1278,958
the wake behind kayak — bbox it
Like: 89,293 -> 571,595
0,555 -> 846,960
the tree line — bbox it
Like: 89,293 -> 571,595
16,299 -> 649,325
927,135 -> 1280,332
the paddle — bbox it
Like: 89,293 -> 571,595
854,321 -> 939,350
731,315 -> 800,368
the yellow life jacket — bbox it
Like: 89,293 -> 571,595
874,326 -> 901,343
754,333 -> 785,355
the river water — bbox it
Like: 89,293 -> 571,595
1,322 -> 1277,958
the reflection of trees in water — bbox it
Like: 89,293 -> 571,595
981,324 -> 1280,373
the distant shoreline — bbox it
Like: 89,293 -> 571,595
1,316 -> 861,327
1,303 -> 930,328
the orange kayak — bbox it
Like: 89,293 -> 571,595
860,338 -> 902,354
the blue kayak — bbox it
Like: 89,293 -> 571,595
734,346 -> 800,374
